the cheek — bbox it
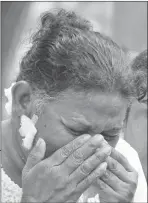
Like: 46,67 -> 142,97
36,119 -> 74,158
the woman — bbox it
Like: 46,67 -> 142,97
2,9 -> 147,202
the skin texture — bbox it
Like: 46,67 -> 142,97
21,135 -> 110,202
21,139 -> 138,203
96,149 -> 138,202
34,90 -> 127,155
2,85 -> 138,202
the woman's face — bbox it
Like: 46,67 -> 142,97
34,90 -> 128,158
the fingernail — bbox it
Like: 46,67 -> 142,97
36,138 -> 43,147
106,147 -> 112,156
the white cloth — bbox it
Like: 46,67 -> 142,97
79,138 -> 147,202
1,167 -> 22,202
1,138 -> 147,202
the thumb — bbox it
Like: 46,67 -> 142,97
25,138 -> 46,171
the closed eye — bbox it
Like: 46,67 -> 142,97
101,133 -> 119,141
101,129 -> 121,141
60,116 -> 91,136
103,128 -> 121,135
67,127 -> 88,136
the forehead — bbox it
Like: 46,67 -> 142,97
45,90 -> 128,131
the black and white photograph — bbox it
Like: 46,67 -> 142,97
1,1 -> 147,202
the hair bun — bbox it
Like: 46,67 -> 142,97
32,9 -> 92,43
41,9 -> 92,31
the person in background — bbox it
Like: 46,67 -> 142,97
124,50 -> 147,180
2,9 -> 147,202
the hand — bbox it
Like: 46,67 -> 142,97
95,148 -> 138,202
21,134 -> 111,203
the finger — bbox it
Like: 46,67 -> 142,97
107,156 -> 129,182
96,179 -> 120,202
100,170 -> 136,201
24,138 -> 46,171
70,145 -> 111,184
50,134 -> 91,165
62,134 -> 107,174
110,149 -> 138,182
77,162 -> 107,192
111,148 -> 135,172
100,169 -> 127,192
107,156 -> 137,184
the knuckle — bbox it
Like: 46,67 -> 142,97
72,149 -> 83,164
94,152 -> 102,162
73,135 -> 89,149
97,179 -> 107,190
79,162 -> 90,176
29,152 -> 38,162
84,175 -> 91,186
95,147 -> 111,162
61,145 -> 72,158
72,139 -> 81,150
92,169 -> 102,178
89,139 -> 97,149
109,159 -> 118,171
102,170 -> 111,180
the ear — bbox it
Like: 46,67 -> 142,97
11,81 -> 33,117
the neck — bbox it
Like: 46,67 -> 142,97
2,118 -> 27,187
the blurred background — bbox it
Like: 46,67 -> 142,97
1,2 -> 147,178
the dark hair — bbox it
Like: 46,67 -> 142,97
16,9 -> 137,99
132,50 -> 147,72
132,50 -> 147,102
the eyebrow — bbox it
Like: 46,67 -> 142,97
61,115 -> 123,137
